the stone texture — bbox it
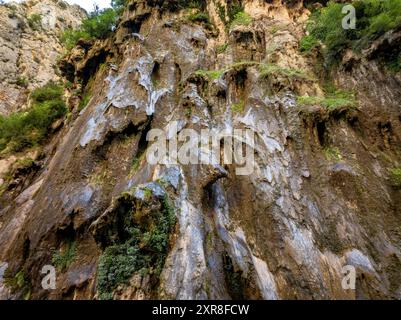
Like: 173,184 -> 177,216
0,0 -> 400,300
0,0 -> 86,115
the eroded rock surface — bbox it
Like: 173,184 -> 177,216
0,0 -> 400,300
0,0 -> 86,114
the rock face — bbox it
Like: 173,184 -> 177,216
0,0 -> 400,300
0,0 -> 86,115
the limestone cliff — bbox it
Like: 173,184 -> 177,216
0,0 -> 86,115
0,0 -> 400,300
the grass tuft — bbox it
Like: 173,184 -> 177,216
389,168 -> 401,188
230,11 -> 252,28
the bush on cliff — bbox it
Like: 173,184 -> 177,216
0,82 -> 67,153
301,0 -> 401,69
60,2 -> 123,50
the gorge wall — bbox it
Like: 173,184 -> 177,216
0,0 -> 400,300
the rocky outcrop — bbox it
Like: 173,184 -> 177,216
0,0 -> 86,115
0,0 -> 400,300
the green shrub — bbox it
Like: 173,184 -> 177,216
96,192 -> 176,300
3,269 -> 31,300
82,8 -> 118,39
259,63 -> 310,80
15,157 -> 35,168
97,242 -> 147,300
299,35 -> 319,53
226,1 -> 244,23
389,168 -> 401,188
214,0 -> 243,28
195,61 -> 309,83
16,77 -> 29,88
216,43 -> 229,54
64,81 -> 73,90
231,101 -> 245,114
79,91 -> 91,111
52,240 -> 76,271
0,82 -> 67,153
386,56 -> 401,73
230,11 -> 252,28
324,146 -> 342,161
30,82 -> 64,103
216,2 -> 226,23
178,0 -> 208,10
188,11 -> 211,24
195,69 -> 224,80
58,1 -> 68,9
229,60 -> 259,70
303,0 -> 401,66
60,7 -> 118,51
297,88 -> 357,111
60,29 -> 90,51
131,157 -> 141,173
185,107 -> 193,118
27,13 -> 42,30
111,0 -> 128,14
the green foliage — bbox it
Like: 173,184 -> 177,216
30,82 -> 64,102
195,69 -> 224,80
231,100 -> 245,114
299,35 -> 319,53
223,253 -> 244,300
64,80 -> 73,90
229,60 -> 259,70
302,0 -> 401,67
389,168 -> 401,188
0,82 -> 67,154
82,8 -> 118,39
27,13 -> 42,30
386,56 -> 401,73
230,11 -> 252,28
79,91 -> 91,111
3,269 -> 31,300
0,183 -> 6,197
176,0 -> 207,10
52,240 -> 77,271
214,0 -> 244,28
16,157 -> 35,168
131,157 -> 141,173
143,187 -> 152,199
60,7 -> 118,51
357,0 -> 401,37
259,63 -> 310,80
226,1 -> 244,23
16,77 -> 29,88
216,2 -> 226,23
1,157 -> 35,186
185,107 -> 193,118
96,192 -> 176,300
111,0 -> 128,14
60,29 -> 90,51
97,242 -> 147,300
58,1 -> 68,9
188,11 -> 211,24
195,60 -> 309,84
216,43 -> 229,54
324,146 -> 342,161
297,87 -> 357,111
